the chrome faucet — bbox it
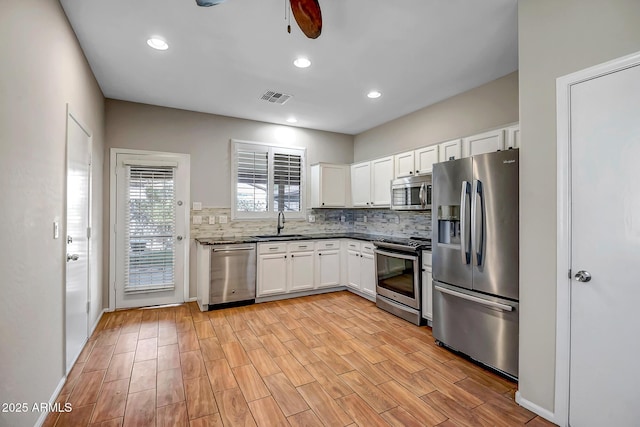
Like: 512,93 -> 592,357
277,211 -> 286,235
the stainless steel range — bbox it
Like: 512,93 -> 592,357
373,237 -> 431,325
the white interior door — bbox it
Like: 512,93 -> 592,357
114,152 -> 189,309
569,62 -> 640,425
65,111 -> 91,373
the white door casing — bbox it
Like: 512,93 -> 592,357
553,51 -> 640,426
65,108 -> 91,373
109,149 -> 190,310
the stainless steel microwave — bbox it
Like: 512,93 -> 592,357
390,175 -> 432,210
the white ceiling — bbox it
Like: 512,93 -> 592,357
60,0 -> 518,135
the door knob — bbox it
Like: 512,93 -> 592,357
176,235 -> 183,241
67,254 -> 79,262
574,270 -> 591,282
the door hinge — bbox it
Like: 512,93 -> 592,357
86,301 -> 90,313
568,269 -> 572,279
87,227 -> 91,239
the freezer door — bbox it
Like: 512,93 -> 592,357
433,158 -> 473,289
432,281 -> 519,378
471,150 -> 519,300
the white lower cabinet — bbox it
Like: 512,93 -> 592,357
421,251 -> 433,322
289,250 -> 315,292
257,240 -> 346,298
347,248 -> 362,291
258,252 -> 288,296
344,240 -> 376,299
256,239 -> 377,300
360,251 -> 376,298
316,240 -> 341,289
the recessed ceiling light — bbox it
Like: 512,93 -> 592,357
293,58 -> 311,68
147,37 -> 169,51
367,90 -> 382,99
286,117 -> 298,123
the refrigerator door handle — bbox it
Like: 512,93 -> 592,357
471,179 -> 484,266
459,181 -> 471,265
434,285 -> 514,312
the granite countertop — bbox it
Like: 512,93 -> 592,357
196,233 -> 431,250
195,232 -> 378,245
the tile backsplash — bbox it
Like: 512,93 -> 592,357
191,207 -> 431,239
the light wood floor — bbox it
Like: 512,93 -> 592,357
44,291 -> 555,427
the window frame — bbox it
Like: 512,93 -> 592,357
231,139 -> 306,220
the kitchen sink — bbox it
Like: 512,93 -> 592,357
252,234 -> 307,240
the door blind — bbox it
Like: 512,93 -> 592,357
236,149 -> 269,212
273,152 -> 302,212
124,165 -> 176,293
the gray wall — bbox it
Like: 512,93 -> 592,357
0,1 -> 105,426
518,0 -> 640,413
105,100 -> 354,207
353,72 -> 518,161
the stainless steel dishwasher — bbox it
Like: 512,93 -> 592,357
210,243 -> 256,307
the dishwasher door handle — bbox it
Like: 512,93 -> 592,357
212,247 -> 256,252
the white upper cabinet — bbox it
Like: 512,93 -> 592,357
438,139 -> 462,162
395,145 -> 439,178
462,129 -> 505,157
506,124 -> 520,149
351,157 -> 393,207
371,156 -> 394,206
415,145 -> 439,175
310,163 -> 348,208
394,151 -> 415,178
350,162 -> 371,207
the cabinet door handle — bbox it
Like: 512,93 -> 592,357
318,253 -> 322,256
416,170 -> 420,174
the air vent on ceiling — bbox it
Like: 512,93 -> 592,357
260,90 -> 293,105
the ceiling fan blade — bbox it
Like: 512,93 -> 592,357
290,0 -> 322,39
195,0 -> 226,6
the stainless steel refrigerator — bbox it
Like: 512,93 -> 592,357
432,149 -> 519,379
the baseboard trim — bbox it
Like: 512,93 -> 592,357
186,297 -> 198,303
515,391 -> 559,426
89,308 -> 107,337
36,309 -> 108,426
34,377 -> 66,427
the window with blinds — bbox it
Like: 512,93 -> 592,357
232,141 -> 305,219
273,153 -> 301,212
124,165 -> 176,293
236,149 -> 268,212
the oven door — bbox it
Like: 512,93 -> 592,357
375,248 -> 420,309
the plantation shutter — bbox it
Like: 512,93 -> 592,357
273,152 -> 302,212
124,164 -> 176,293
236,148 -> 269,212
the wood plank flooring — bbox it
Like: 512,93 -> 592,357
44,291 -> 555,427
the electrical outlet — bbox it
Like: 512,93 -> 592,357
308,215 -> 316,223
208,216 -> 216,225
192,215 -> 202,225
192,202 -> 202,211
340,216 -> 346,223
219,216 -> 228,224
363,216 -> 367,223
